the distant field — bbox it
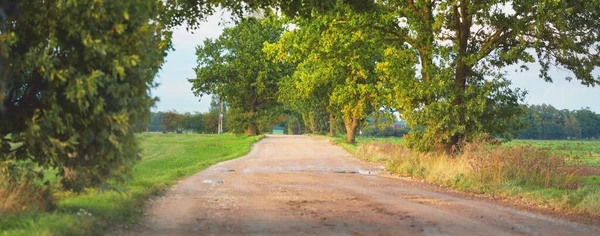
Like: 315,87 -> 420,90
0,134 -> 261,236
505,140 -> 600,166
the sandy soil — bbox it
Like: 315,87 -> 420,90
124,135 -> 600,236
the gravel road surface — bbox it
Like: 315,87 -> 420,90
127,135 -> 599,236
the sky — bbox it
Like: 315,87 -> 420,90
152,13 -> 600,114
151,10 -> 234,114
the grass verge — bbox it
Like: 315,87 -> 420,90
331,136 -> 600,218
0,134 -> 262,236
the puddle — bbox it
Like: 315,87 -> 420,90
202,179 -> 224,185
332,170 -> 358,174
331,169 -> 378,175
357,169 -> 377,175
221,169 -> 235,172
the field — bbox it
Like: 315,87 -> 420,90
506,140 -> 600,166
0,134 -> 261,236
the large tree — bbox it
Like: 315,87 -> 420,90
161,110 -> 182,132
375,0 -> 599,152
189,16 -> 291,135
0,0 -> 170,190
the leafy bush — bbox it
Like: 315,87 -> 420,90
1,162 -> 53,214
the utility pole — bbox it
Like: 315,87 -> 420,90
218,99 -> 224,134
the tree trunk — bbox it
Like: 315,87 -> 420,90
245,101 -> 257,136
60,166 -> 88,192
446,2 -> 473,153
309,112 -> 316,133
288,121 -> 295,135
329,113 -> 336,137
344,116 -> 359,143
245,123 -> 256,136
301,113 -> 310,133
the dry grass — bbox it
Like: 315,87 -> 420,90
361,142 -> 579,192
0,177 -> 53,215
354,141 -> 600,216
464,144 -> 579,191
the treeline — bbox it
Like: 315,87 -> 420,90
143,97 -> 225,133
519,105 -> 600,140
188,13 -> 600,151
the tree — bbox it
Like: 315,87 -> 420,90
575,108 -> 600,139
161,110 -> 182,132
189,16 -> 291,135
0,0 -> 170,191
518,105 -> 600,140
149,111 -> 166,132
265,7 -> 396,143
537,104 -> 565,139
276,73 -> 333,135
518,105 -> 542,139
563,113 -> 581,139
183,112 -> 205,133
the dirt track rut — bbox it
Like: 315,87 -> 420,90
127,135 -> 600,236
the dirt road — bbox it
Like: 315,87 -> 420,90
129,135 -> 599,235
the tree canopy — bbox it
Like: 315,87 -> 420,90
189,16 -> 291,135
262,0 -> 600,151
1,0 -> 170,190
518,105 -> 600,140
265,7 -> 398,143
179,0 -> 600,150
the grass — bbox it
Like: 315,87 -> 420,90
0,134 -> 262,236
506,140 -> 600,166
331,136 -> 600,217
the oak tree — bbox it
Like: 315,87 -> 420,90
189,16 -> 291,135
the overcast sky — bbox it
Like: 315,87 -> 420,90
152,12 -> 600,114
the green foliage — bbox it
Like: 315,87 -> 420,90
261,0 -> 600,152
518,105 -> 600,140
181,112 -> 206,133
161,110 -> 181,132
361,119 -> 409,138
0,134 -> 261,235
0,0 -> 170,191
265,5 -> 397,143
148,112 -> 165,132
147,108 -> 220,134
1,161 -> 54,214
189,16 -> 291,135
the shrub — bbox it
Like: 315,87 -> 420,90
0,162 -> 54,215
